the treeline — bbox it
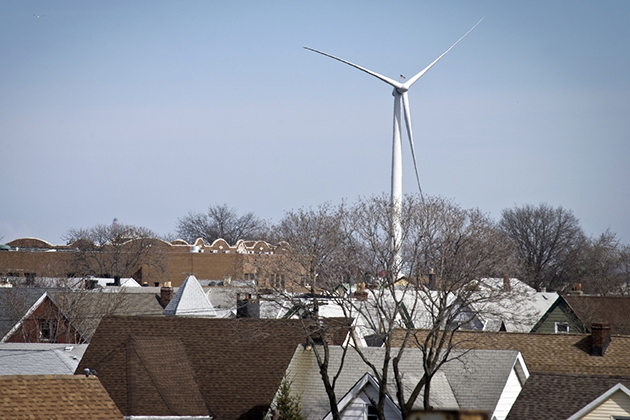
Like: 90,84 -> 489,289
65,196 -> 629,295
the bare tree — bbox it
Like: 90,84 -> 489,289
579,230 -> 630,296
343,194 -> 517,417
262,203 -> 356,420
261,196 -> 519,419
499,203 -> 586,292
175,204 -> 266,245
62,222 -> 166,284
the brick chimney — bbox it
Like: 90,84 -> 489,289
354,283 -> 368,301
236,293 -> 260,318
591,323 -> 611,356
160,282 -> 173,308
568,283 -> 584,296
503,275 -> 511,291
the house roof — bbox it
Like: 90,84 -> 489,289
163,274 -> 219,317
506,372 -> 630,420
393,329 -> 630,375
322,373 -> 401,420
47,290 -> 164,340
205,285 -> 257,310
283,345 -> 524,420
77,316 -> 350,420
0,374 -> 124,420
476,291 -> 559,333
567,383 -> 630,420
0,287 -> 165,343
0,343 -> 88,375
0,287 -> 58,339
563,295 -> 630,335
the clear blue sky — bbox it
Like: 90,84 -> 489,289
1,1 -> 629,244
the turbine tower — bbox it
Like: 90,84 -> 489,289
304,19 -> 482,276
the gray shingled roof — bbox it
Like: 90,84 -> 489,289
1,288 -> 165,343
0,288 -> 58,338
283,345 -> 522,420
0,343 -> 88,375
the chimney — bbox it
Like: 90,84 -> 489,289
568,283 -> 583,296
354,283 -> 367,301
591,323 -> 611,356
160,282 -> 173,308
114,276 -> 121,287
428,268 -> 436,290
503,275 -> 511,291
236,293 -> 260,318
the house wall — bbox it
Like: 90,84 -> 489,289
342,392 -> 400,420
4,296 -> 83,344
493,366 -> 525,420
581,390 -> 630,420
531,300 -> 587,334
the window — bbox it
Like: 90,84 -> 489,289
38,319 -> 58,342
367,405 -> 378,420
555,321 -> 570,333
269,274 -> 285,289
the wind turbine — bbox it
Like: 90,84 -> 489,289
304,19 -> 482,276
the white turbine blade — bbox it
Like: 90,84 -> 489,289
402,91 -> 422,195
304,47 -> 402,89
403,18 -> 484,89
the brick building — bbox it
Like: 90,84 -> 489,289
1,237 -> 287,288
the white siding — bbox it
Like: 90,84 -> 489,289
492,368 -> 523,420
581,390 -> 630,420
342,397 -> 368,420
340,390 -> 401,420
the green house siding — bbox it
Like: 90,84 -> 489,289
531,299 -> 587,334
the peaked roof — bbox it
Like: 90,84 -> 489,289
394,329 -> 630,376
567,382 -> 630,420
477,291 -> 559,333
0,291 -> 86,343
0,374 -> 124,420
563,295 -> 630,335
284,345 -> 523,420
0,287 -> 59,339
163,275 -> 218,316
506,372 -> 630,420
122,335 -> 212,417
78,316 -> 349,420
0,287 -> 165,343
322,373 -> 400,420
0,343 -> 88,375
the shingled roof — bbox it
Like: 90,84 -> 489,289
392,329 -> 630,375
77,316 -> 351,420
0,374 -> 124,420
0,287 -> 58,339
506,372 -> 630,420
563,295 -> 630,335
0,343 -> 88,375
284,346 -> 527,420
